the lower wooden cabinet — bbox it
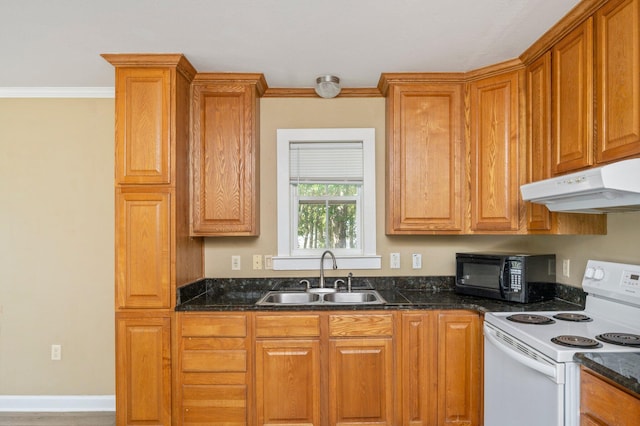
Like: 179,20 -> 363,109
437,311 -> 481,426
254,314 -> 321,425
116,313 -> 172,426
176,313 -> 250,426
177,310 -> 482,426
580,367 -> 640,425
328,313 -> 395,426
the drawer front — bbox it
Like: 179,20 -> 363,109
329,313 -> 394,337
181,384 -> 246,425
182,350 -> 247,373
255,314 -> 320,338
181,315 -> 247,337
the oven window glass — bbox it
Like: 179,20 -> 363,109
463,263 -> 500,288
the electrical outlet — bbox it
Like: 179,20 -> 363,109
253,254 -> 263,270
264,255 -> 273,270
412,253 -> 422,269
390,253 -> 400,269
231,255 -> 241,271
562,259 -> 571,278
51,344 -> 61,361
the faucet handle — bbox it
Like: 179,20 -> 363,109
333,279 -> 345,289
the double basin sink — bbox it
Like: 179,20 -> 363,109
256,289 -> 386,306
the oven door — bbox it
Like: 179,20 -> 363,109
484,322 -> 567,426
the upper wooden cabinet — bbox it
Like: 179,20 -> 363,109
469,70 -> 523,232
104,54 -> 197,186
552,18 -> 594,175
596,0 -> 640,163
381,78 -> 465,234
190,74 -> 266,236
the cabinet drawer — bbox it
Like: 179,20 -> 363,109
329,313 -> 394,337
182,350 -> 247,373
181,384 -> 246,425
181,315 -> 247,337
255,314 -> 320,338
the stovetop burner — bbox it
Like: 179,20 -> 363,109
507,314 -> 555,325
553,313 -> 593,322
551,335 -> 603,348
596,333 -> 640,347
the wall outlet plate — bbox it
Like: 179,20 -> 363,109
412,253 -> 422,269
253,254 -> 263,270
390,253 -> 400,269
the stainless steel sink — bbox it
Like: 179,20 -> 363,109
323,291 -> 382,304
256,290 -> 385,306
259,292 -> 321,304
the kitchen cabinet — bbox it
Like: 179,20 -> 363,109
399,311 -> 481,426
112,66 -> 172,185
595,0 -> 640,163
525,52 -> 606,234
469,69 -> 523,232
104,54 -> 204,426
552,18 -> 594,175
116,313 -> 172,426
580,367 -> 640,425
437,311 -> 481,426
254,314 -> 321,426
381,78 -> 465,234
328,313 -> 395,426
399,312 -> 438,425
190,74 -> 266,236
176,313 -> 250,426
115,188 -> 172,309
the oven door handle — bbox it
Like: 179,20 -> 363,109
483,323 -> 563,384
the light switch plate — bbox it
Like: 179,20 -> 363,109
390,253 -> 400,269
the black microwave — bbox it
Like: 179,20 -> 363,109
455,253 -> 556,303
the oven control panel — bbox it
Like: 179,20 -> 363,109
583,260 -> 640,305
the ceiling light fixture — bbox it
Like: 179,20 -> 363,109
314,75 -> 341,98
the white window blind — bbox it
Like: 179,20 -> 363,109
289,142 -> 363,182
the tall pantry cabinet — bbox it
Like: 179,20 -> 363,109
103,54 -> 204,426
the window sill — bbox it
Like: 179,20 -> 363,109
272,255 -> 382,271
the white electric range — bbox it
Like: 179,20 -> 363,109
483,260 -> 640,426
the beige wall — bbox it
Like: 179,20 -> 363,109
204,97 -> 533,278
1,96 -> 638,395
0,99 -> 115,394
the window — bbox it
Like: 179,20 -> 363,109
274,128 -> 380,270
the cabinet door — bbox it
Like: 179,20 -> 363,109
115,189 -> 171,309
437,312 -> 481,426
329,337 -> 394,426
580,367 -> 640,425
386,83 -> 464,234
469,71 -> 522,232
526,52 -> 553,231
399,313 -> 437,426
191,81 -> 260,236
114,67 -> 172,185
116,314 -> 172,426
255,339 -> 321,426
596,0 -> 640,163
552,18 -> 594,174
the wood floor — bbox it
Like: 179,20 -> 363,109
0,412 -> 115,426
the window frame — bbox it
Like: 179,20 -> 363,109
274,128 -> 380,270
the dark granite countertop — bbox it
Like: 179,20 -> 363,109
176,276 -> 585,313
574,352 -> 640,397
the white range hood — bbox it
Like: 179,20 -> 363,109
520,158 -> 640,213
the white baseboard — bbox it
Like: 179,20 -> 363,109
0,395 -> 115,412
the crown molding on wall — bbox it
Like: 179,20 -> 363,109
0,87 -> 115,98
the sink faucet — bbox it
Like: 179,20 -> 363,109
319,250 -> 337,288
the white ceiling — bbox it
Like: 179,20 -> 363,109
1,0 -> 581,89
